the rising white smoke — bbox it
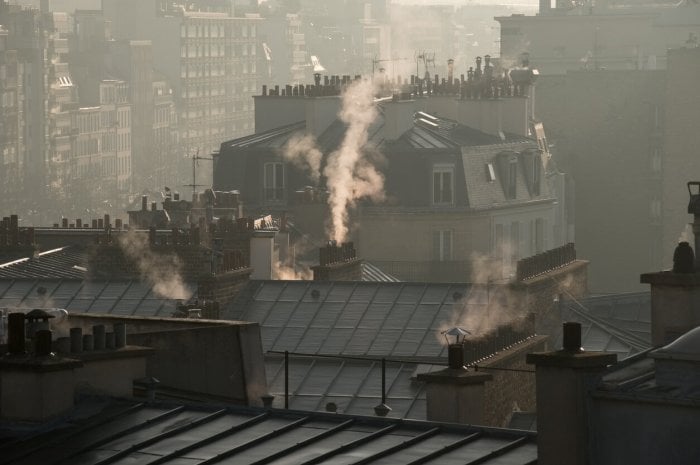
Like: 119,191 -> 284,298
324,79 -> 385,243
282,134 -> 323,183
118,230 -> 192,300
272,260 -> 313,280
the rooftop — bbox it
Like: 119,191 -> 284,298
225,280 -> 536,419
0,399 -> 538,465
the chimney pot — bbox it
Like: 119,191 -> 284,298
7,312 -> 26,355
448,344 -> 465,369
562,322 -> 582,352
34,329 -> 53,357
70,327 -> 83,353
673,242 -> 695,273
113,323 -> 126,348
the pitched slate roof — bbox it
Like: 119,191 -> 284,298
0,400 -> 538,465
461,144 -> 553,209
0,279 -> 188,317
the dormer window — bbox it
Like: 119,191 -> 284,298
433,165 -> 454,205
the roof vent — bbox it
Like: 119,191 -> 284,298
311,289 -> 320,299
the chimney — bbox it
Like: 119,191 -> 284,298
1,312 -> 81,423
417,327 -> 492,425
382,96 -> 416,141
312,242 -> 363,281
142,195 -> 148,211
527,322 -> 616,465
641,182 -> 700,345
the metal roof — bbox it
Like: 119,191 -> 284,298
224,281 -> 480,359
224,281 -> 510,419
0,246 -> 86,279
0,401 -> 538,465
219,110 -> 531,154
555,292 -> 651,359
0,279 -> 187,317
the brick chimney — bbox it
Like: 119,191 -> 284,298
253,76 -> 342,136
527,322 -> 616,465
311,242 -> 363,281
640,182 -> 700,345
417,327 -> 492,425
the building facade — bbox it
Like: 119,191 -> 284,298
103,0 -> 261,189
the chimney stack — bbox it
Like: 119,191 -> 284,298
641,181 -> 700,344
527,322 -> 616,465
417,327 -> 492,425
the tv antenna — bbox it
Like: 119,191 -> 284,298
371,55 -> 408,77
414,50 -> 436,81
184,149 -> 213,201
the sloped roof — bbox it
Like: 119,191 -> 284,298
462,144 -> 553,208
223,281 -> 479,359
0,246 -> 86,279
0,400 -> 538,465
555,292 -> 651,359
390,118 -> 529,150
220,111 -> 531,154
0,279 -> 188,317
224,280 -> 531,419
221,121 -> 307,150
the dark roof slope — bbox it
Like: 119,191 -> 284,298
0,279 -> 187,317
223,280 -> 479,359
0,401 -> 538,465
0,246 -> 86,279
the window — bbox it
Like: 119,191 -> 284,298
532,157 -> 541,196
535,218 -> 544,254
433,230 -> 453,261
506,159 -> 517,199
264,162 -> 284,201
433,165 -> 454,205
494,223 -> 504,258
486,163 -> 496,182
510,221 -> 520,260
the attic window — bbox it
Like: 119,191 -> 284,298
486,163 -> 496,182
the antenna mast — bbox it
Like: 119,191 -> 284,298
184,149 -> 213,202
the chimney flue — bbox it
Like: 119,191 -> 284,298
7,313 -> 26,355
562,322 -> 582,352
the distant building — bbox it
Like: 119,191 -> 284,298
0,25 -> 25,207
102,0 -> 261,184
215,61 -> 572,281
496,0 -> 700,75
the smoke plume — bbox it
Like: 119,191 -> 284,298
272,260 -> 313,280
324,78 -> 385,243
282,134 -> 323,183
118,230 -> 192,300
